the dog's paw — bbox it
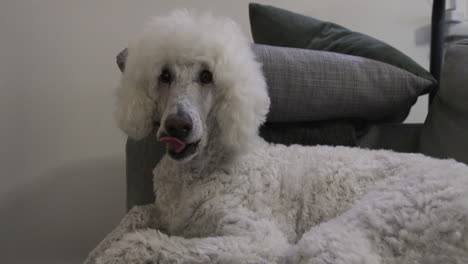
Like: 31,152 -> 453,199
101,229 -> 212,264
122,204 -> 161,230
95,229 -> 175,264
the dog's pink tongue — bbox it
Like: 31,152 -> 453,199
159,137 -> 186,153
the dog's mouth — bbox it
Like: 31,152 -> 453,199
159,136 -> 200,161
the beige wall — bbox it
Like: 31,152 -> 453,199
0,0 -> 449,263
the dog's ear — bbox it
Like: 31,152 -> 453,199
114,76 -> 156,140
214,56 -> 270,154
116,48 -> 128,73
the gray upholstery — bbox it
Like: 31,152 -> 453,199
260,120 -> 357,147
420,40 -> 468,164
126,135 -> 162,210
254,44 -> 435,123
357,124 -> 422,153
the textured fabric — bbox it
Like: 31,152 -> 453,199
420,40 -> 468,164
126,133 -> 164,210
357,123 -> 422,153
249,3 -> 436,83
254,44 -> 434,123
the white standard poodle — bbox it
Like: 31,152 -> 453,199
86,10 -> 468,264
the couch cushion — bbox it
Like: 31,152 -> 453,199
254,44 -> 435,123
419,40 -> 468,164
260,120 -> 357,147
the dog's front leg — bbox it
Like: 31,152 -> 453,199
84,204 -> 161,264
93,207 -> 291,264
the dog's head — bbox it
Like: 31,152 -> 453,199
115,10 -> 269,163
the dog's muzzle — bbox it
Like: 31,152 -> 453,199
159,113 -> 200,161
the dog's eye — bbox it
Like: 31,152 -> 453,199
159,69 -> 172,83
199,70 -> 213,84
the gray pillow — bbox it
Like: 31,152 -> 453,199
419,40 -> 468,164
253,44 -> 434,123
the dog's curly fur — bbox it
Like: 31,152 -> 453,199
86,10 -> 468,264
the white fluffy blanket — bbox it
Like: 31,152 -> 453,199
85,143 -> 468,264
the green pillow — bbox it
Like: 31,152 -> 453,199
249,3 -> 436,84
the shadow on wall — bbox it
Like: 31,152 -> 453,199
0,156 -> 126,264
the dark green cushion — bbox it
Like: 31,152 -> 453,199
249,3 -> 436,85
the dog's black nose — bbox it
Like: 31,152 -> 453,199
164,113 -> 193,139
